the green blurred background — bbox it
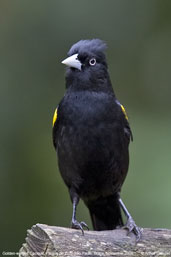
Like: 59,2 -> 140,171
1,0 -> 171,252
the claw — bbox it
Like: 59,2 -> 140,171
71,220 -> 89,235
124,216 -> 142,241
70,192 -> 89,235
119,198 -> 142,241
80,221 -> 89,231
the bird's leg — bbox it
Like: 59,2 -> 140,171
119,198 -> 142,241
70,189 -> 89,235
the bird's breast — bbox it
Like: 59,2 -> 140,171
57,91 -> 129,198
58,91 -> 124,161
62,91 -> 117,125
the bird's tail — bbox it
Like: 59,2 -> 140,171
86,194 -> 123,230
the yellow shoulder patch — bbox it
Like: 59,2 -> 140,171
52,108 -> 58,127
120,104 -> 128,120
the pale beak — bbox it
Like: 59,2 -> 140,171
61,53 -> 82,71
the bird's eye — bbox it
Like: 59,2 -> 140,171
89,58 -> 96,66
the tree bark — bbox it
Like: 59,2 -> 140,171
19,224 -> 171,257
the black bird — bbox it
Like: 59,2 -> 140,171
52,39 -> 141,239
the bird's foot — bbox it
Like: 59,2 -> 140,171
71,220 -> 89,235
124,216 -> 142,241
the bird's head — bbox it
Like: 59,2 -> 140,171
62,39 -> 112,90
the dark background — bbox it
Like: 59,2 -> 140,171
1,0 -> 171,252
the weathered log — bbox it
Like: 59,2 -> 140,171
19,224 -> 171,257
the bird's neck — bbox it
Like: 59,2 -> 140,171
65,71 -> 114,94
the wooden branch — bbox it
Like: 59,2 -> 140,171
19,224 -> 171,257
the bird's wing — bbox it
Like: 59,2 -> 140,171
52,106 -> 59,149
116,100 -> 133,142
124,120 -> 133,142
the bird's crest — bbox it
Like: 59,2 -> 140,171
68,39 -> 107,56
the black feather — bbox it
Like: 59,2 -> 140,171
68,39 -> 107,57
53,39 -> 133,232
